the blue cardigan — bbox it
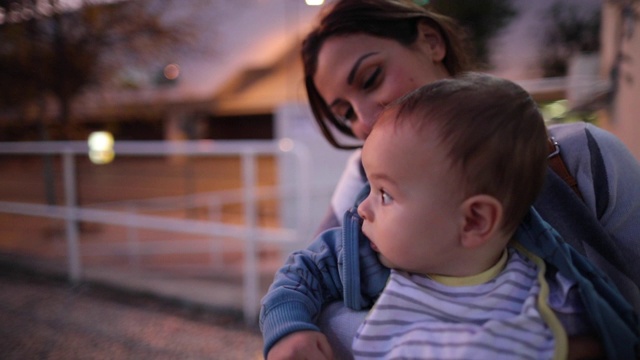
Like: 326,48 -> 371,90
260,195 -> 639,358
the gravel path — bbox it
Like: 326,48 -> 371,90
0,266 -> 264,360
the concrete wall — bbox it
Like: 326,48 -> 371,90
275,102 -> 353,242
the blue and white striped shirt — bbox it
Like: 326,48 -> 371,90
352,246 -> 587,359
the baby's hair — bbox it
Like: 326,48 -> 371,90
385,73 -> 548,234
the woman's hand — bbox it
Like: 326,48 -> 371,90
267,330 -> 334,360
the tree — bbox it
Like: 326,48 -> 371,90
0,0 -> 208,204
539,1 -> 601,77
427,0 -> 518,68
0,0 -> 199,136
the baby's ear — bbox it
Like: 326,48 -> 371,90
459,195 -> 503,249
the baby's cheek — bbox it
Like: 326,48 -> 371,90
378,255 -> 395,269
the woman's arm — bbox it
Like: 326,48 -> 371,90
260,227 -> 347,356
261,202 -> 388,357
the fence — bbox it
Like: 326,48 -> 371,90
0,139 -> 312,324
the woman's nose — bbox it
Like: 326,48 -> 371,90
351,121 -> 373,140
360,101 -> 384,127
352,103 -> 383,139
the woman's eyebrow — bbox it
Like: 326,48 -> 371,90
347,52 -> 378,85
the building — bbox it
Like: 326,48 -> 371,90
3,0 -> 638,162
0,1 -> 323,142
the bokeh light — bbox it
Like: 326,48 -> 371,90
88,131 -> 115,164
278,138 -> 294,152
163,63 -> 180,80
541,100 -> 568,122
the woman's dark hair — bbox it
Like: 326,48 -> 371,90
302,0 -> 474,149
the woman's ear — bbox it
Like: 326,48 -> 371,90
459,195 -> 503,249
416,20 -> 446,62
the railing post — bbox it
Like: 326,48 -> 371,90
242,151 -> 259,325
294,143 -> 311,243
126,203 -> 141,269
208,196 -> 223,268
62,150 -> 82,283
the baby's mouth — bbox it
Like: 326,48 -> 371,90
362,226 -> 378,251
369,240 -> 379,252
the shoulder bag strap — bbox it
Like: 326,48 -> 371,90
547,137 -> 584,201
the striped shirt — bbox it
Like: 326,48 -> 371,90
352,246 -> 585,360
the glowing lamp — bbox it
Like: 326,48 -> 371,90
88,131 -> 115,164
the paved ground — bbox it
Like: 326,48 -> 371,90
0,264 -> 264,360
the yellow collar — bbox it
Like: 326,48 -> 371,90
427,249 -> 509,286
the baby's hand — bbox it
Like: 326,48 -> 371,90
267,330 -> 334,360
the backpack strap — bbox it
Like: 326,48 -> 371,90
547,137 -> 584,201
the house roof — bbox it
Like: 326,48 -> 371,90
4,0 -> 601,124
8,1 -> 323,123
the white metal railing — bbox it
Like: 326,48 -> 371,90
0,139 -> 311,324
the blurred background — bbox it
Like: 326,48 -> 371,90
0,0 -> 638,355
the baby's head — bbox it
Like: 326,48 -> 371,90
382,72 -> 547,234
358,74 -> 547,276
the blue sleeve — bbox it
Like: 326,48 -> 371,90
259,226 -> 348,356
260,183 -> 389,356
259,202 -> 389,356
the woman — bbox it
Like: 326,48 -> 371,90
278,0 -> 640,358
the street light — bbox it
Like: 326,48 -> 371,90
305,0 -> 323,5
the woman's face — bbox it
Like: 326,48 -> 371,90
313,25 -> 450,140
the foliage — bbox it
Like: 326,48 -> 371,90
0,0 -> 199,128
428,0 -> 518,68
539,1 -> 601,77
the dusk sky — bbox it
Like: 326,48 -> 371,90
120,0 -> 604,102
490,0 -> 602,79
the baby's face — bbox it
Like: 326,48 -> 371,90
358,113 -> 465,276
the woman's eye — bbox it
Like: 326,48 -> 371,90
338,107 -> 356,127
345,107 -> 355,120
362,67 -> 381,90
380,190 -> 393,205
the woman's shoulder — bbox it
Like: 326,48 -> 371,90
547,121 -> 640,222
548,122 -> 629,157
547,122 -> 631,177
546,122 -> 634,214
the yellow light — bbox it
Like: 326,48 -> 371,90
305,0 -> 324,5
88,131 -> 115,165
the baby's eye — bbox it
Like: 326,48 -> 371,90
380,190 -> 393,205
